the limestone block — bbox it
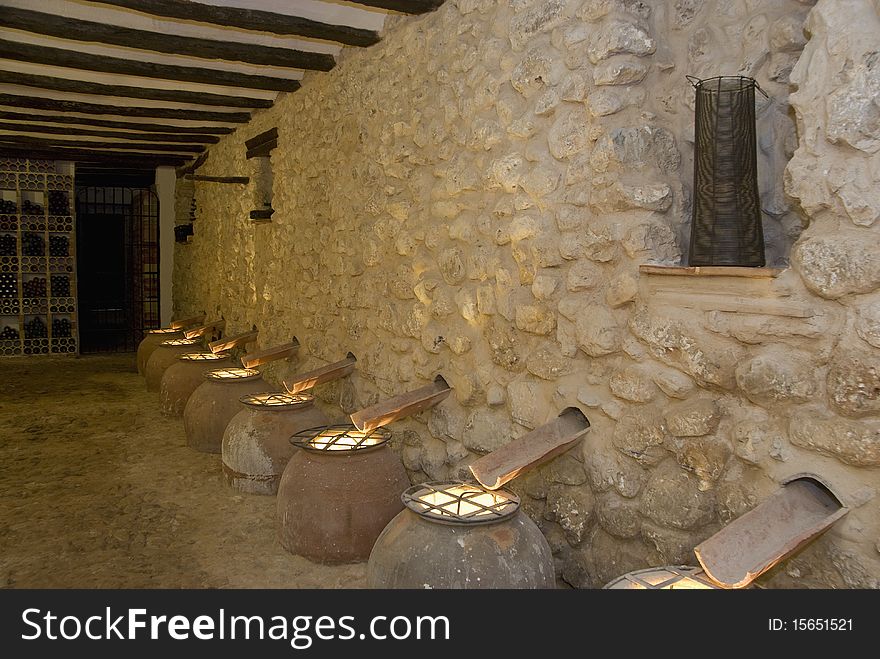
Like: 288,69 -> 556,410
515,303 -> 557,335
566,260 -> 602,291
420,436 -> 449,478
548,454 -> 587,485
605,272 -> 638,307
664,398 -> 720,437
640,522 -> 709,565
650,364 -> 695,399
622,219 -> 680,262
530,236 -> 565,268
526,344 -> 572,380
507,379 -> 548,428
856,294 -> 880,348
827,351 -> 880,417
587,20 -> 655,64
577,0 -> 651,23
438,247 -> 466,285
559,73 -> 589,101
667,434 -> 731,491
476,284 -> 496,314
573,304 -> 621,356
639,461 -> 716,530
593,57 -> 648,85
793,234 -> 880,299
826,51 -> 880,154
590,180 -> 672,212
731,420 -> 787,465
735,349 -> 817,405
596,493 -> 642,539
509,0 -> 571,51
590,125 -> 679,174
485,318 -> 524,372
547,485 -> 596,544
609,365 -> 658,403
548,107 -> 590,160
491,153 -> 528,193
511,47 -> 565,97
789,408 -> 880,467
611,406 -> 668,466
486,384 -> 506,407
531,274 -> 559,299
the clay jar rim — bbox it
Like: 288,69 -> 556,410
239,391 -> 316,411
177,352 -> 231,362
204,367 -> 262,382
290,423 -> 392,455
401,481 -> 521,528
146,328 -> 183,336
602,565 -> 718,590
159,338 -> 200,347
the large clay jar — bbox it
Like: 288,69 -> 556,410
367,482 -> 555,589
184,368 -> 278,454
144,338 -> 202,392
159,352 -> 230,417
277,425 -> 409,564
136,328 -> 183,376
222,393 -> 329,495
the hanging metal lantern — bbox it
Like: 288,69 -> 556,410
222,393 -> 329,495
136,328 -> 183,376
159,352 -> 230,417
603,566 -> 718,589
277,424 -> 408,564
144,338 -> 202,392
184,368 -> 277,453
367,481 -> 555,589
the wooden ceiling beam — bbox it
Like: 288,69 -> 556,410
88,0 -> 381,47
0,121 -> 219,143
0,38 -> 301,93
0,93 -> 251,122
0,145 -> 188,166
348,1 -> 445,13
0,70 -> 273,109
0,7 -> 335,70
0,109 -> 233,134
0,134 -> 204,153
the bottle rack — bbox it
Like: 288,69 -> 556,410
0,157 -> 77,356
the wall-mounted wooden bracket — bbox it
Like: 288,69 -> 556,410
283,352 -> 357,394
350,375 -> 451,432
245,127 -> 277,159
184,318 -> 225,339
209,328 -> 258,353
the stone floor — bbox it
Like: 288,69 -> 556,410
0,354 -> 365,588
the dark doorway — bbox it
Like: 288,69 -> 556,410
75,186 -> 159,353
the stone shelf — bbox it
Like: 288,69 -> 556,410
639,264 -> 785,278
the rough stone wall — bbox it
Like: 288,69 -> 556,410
174,0 -> 879,588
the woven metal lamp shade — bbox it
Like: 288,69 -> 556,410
687,76 -> 766,267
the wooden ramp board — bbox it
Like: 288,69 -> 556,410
169,314 -> 204,329
695,474 -> 848,589
242,337 -> 300,369
350,375 -> 451,432
470,407 -> 591,490
183,318 -> 225,339
283,352 -> 356,394
209,329 -> 258,353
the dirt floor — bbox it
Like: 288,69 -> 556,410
0,354 -> 365,588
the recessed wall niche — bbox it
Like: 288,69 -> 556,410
244,128 -> 278,223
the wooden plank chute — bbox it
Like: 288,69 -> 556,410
209,328 -> 259,353
183,318 -> 225,339
241,337 -> 301,369
469,407 -> 591,490
350,375 -> 451,432
282,352 -> 356,394
169,313 -> 204,329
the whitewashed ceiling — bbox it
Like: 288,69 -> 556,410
0,0 -> 443,168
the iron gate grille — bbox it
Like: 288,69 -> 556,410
75,186 -> 159,353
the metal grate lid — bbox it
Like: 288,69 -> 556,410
147,328 -> 182,335
402,481 -> 520,526
239,392 -> 315,410
291,423 -> 391,453
160,337 -> 200,347
205,367 -> 261,381
603,566 -> 717,590
178,352 -> 230,362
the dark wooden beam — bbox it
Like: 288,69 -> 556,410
245,127 -> 278,159
0,94 -> 250,123
0,70 -> 273,109
0,8 -> 336,70
185,175 -> 249,184
177,151 -> 209,178
0,145 -> 188,166
0,121 -> 219,144
249,209 -> 274,221
0,109 -> 233,135
89,0 -> 381,47
0,38 -> 301,93
348,1 -> 445,13
0,135 -> 204,153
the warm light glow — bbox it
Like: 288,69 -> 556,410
178,352 -> 229,361
206,368 -> 260,380
240,392 -> 314,408
410,484 -> 517,520
148,328 -> 181,335
604,566 -> 717,589
160,338 -> 200,347
308,427 -> 384,451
